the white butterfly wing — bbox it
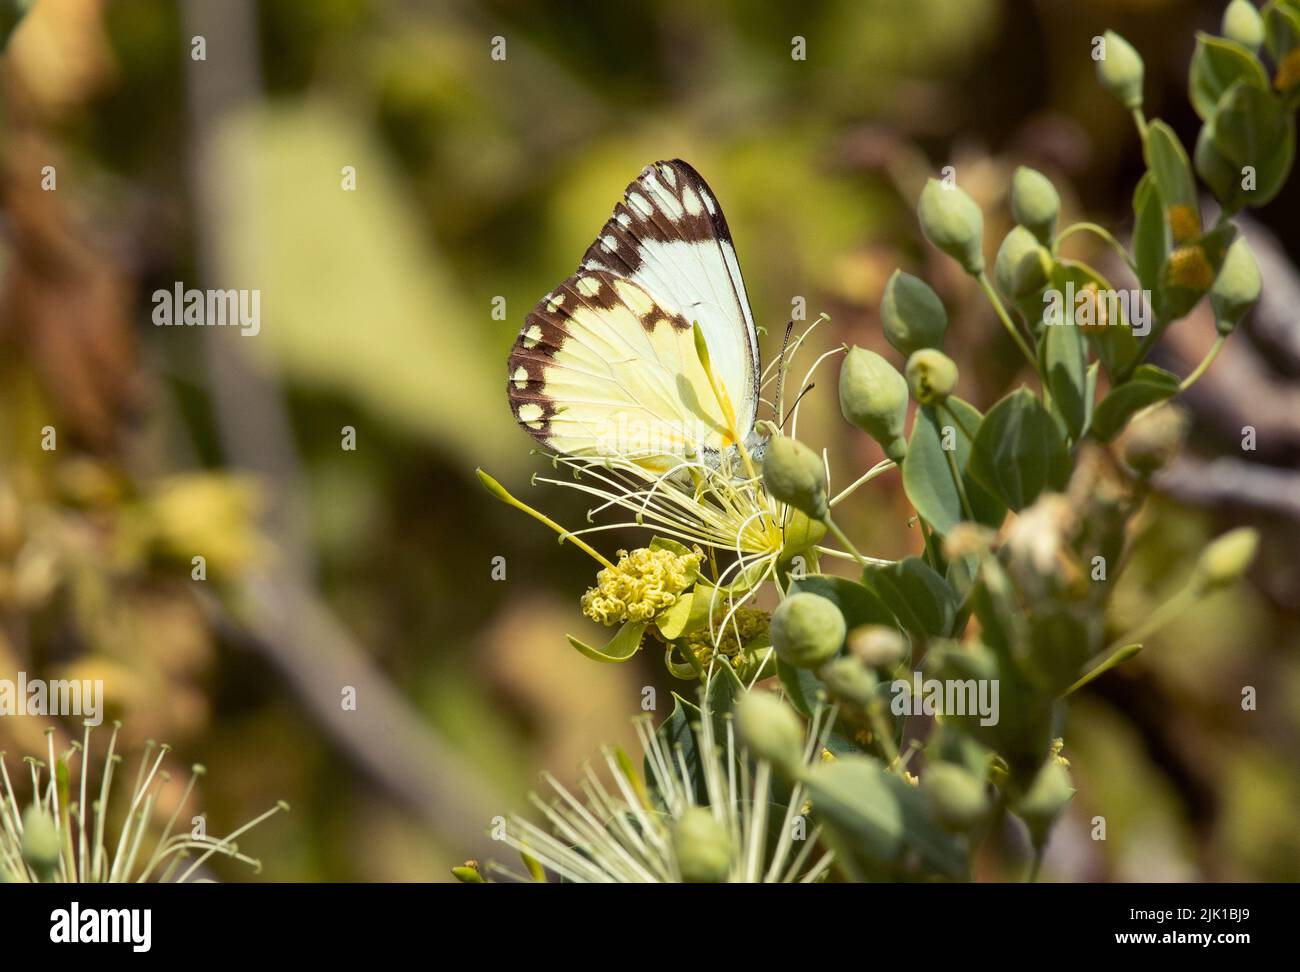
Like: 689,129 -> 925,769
579,160 -> 760,434
507,160 -> 761,470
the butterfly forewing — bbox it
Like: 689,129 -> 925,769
507,160 -> 761,471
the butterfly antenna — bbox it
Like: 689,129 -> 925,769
780,383 -> 816,432
774,320 -> 795,424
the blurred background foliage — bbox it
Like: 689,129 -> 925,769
0,0 -> 1296,881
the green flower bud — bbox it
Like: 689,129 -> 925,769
1118,403 -> 1189,478
771,591 -> 845,669
818,655 -> 878,706
1096,30 -> 1145,110
735,691 -> 806,776
838,346 -> 909,463
847,623 -> 908,669
672,806 -> 733,882
905,349 -> 959,404
880,269 -> 949,357
778,507 -> 828,562
21,804 -> 61,876
762,436 -> 828,520
923,764 -> 991,832
451,861 -> 484,883
1010,166 -> 1060,244
994,225 -> 1052,300
1014,760 -> 1075,848
1194,526 -> 1259,591
1223,0 -> 1264,51
918,178 -> 985,274
1210,237 -> 1261,335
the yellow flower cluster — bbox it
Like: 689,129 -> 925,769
686,606 -> 770,667
1166,203 -> 1201,245
1167,244 -> 1215,290
581,546 -> 701,626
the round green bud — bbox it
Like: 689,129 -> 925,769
771,591 -> 846,669
1223,0 -> 1264,51
21,804 -> 61,874
1096,30 -> 1145,110
1210,237 -> 1261,335
918,178 -> 985,275
1014,760 -> 1075,848
818,655 -> 878,706
735,691 -> 806,776
847,623 -> 908,669
762,436 -> 828,520
839,346 -> 909,463
672,807 -> 732,883
451,861 -> 484,883
923,764 -> 991,832
880,269 -> 949,357
994,225 -> 1052,300
1195,526 -> 1259,591
1118,403 -> 1189,478
1010,166 -> 1060,244
905,348 -> 959,404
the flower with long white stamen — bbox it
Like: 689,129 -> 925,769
467,698 -> 840,884
0,722 -> 287,882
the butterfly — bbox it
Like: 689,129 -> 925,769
506,160 -> 765,473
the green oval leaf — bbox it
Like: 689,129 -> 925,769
862,556 -> 960,639
802,755 -> 965,879
1049,260 -> 1140,383
1145,120 -> 1199,216
902,397 -> 1006,535
1088,364 -> 1181,441
567,620 -> 647,662
968,388 -> 1070,511
1189,33 -> 1269,121
1212,81 -> 1295,206
1042,312 -> 1089,440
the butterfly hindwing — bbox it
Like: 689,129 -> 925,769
508,160 -> 760,470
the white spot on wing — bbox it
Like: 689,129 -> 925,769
512,366 -> 529,388
614,280 -> 655,318
522,324 -> 542,348
577,277 -> 601,296
682,185 -> 702,215
700,190 -> 716,215
616,212 -> 632,227
517,403 -> 544,427
629,193 -> 653,216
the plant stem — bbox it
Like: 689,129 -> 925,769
1027,845 -> 1045,883
830,459 -> 896,507
942,443 -> 976,521
1179,334 -> 1226,392
1066,643 -> 1142,695
1054,222 -> 1139,274
822,512 -> 870,570
476,469 -> 616,570
1132,107 -> 1149,144
976,272 -> 1037,367
938,401 -> 977,443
